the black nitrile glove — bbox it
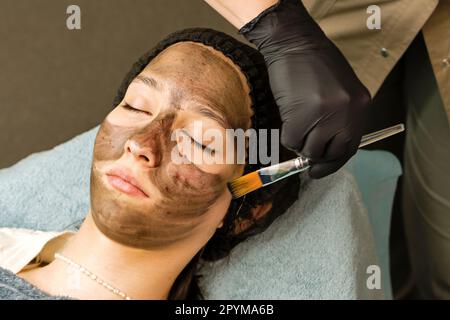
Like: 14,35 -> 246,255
240,0 -> 371,178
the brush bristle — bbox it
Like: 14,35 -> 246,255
228,171 -> 263,199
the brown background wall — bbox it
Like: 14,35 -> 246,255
0,0 -> 240,168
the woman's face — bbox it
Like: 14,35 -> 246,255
90,42 -> 253,249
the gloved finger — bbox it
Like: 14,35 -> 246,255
308,157 -> 349,179
280,120 -> 310,153
320,130 -> 355,161
299,126 -> 338,161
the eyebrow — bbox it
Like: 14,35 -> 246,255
192,105 -> 228,129
133,75 -> 161,90
132,74 -> 229,128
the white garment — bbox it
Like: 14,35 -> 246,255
0,228 -> 74,273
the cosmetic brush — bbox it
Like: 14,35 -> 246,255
228,123 -> 405,199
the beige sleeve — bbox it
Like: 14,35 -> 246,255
0,228 -> 74,273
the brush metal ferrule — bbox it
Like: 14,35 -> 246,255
294,157 -> 309,170
258,156 -> 311,186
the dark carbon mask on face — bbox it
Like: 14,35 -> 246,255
90,112 -> 227,249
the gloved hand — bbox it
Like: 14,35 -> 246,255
239,0 -> 371,178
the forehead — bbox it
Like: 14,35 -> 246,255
135,41 -> 253,130
147,41 -> 245,77
143,42 -> 249,96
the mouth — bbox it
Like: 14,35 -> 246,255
105,167 -> 149,198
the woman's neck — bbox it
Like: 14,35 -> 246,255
31,211 -> 202,300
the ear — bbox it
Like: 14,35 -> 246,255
233,202 -> 273,234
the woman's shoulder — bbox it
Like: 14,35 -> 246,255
0,267 -> 68,300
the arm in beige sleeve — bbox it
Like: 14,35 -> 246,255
204,0 -> 278,29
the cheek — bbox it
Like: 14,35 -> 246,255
165,162 -> 224,192
93,119 -> 137,161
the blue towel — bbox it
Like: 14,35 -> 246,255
346,150 -> 402,299
0,126 -> 385,299
198,170 -> 382,299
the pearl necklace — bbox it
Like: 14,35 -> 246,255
54,252 -> 132,300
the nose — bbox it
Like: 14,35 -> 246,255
123,118 -> 172,168
124,139 -> 161,168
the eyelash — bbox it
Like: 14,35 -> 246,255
121,104 -> 152,116
191,137 -> 209,151
181,131 -> 215,155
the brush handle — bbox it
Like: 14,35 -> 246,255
359,123 -> 404,147
278,123 -> 406,176
294,123 -> 405,169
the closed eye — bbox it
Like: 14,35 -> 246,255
180,129 -> 216,155
121,104 -> 152,116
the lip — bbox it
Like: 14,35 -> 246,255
106,167 -> 149,198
